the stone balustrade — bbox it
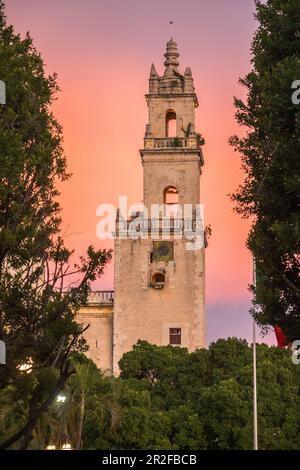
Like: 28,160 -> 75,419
144,137 -> 198,150
87,290 -> 114,305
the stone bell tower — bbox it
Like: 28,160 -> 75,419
113,38 -> 205,374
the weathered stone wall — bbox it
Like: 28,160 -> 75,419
77,305 -> 113,373
147,95 -> 196,138
143,152 -> 200,207
113,235 -> 205,374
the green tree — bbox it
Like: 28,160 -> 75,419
20,339 -> 299,450
170,406 -> 206,450
52,356 -> 105,450
116,340 -> 300,450
0,1 -> 112,449
199,378 -> 252,449
230,0 -> 300,340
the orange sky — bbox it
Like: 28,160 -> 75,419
5,0 -> 275,345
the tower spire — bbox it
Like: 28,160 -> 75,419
164,37 -> 179,76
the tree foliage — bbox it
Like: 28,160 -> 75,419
2,340 -> 299,450
0,1 -> 112,449
230,0 -> 300,340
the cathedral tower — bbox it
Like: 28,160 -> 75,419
113,39 -> 205,374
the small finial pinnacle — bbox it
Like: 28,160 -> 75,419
150,63 -> 158,78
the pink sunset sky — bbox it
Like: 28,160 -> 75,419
5,0 -> 275,345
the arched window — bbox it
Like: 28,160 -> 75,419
164,186 -> 179,217
164,186 -> 179,205
166,110 -> 176,137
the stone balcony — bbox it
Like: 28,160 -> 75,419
141,137 -> 204,166
114,215 -> 208,248
86,290 -> 114,306
144,137 -> 198,150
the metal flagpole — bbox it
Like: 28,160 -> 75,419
252,257 -> 258,450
